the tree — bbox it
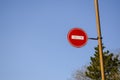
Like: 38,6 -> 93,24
72,67 -> 91,80
85,45 -> 120,80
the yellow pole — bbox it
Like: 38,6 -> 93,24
94,0 -> 105,80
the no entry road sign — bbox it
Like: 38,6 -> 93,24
67,28 -> 88,48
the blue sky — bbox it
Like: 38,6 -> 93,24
0,0 -> 120,80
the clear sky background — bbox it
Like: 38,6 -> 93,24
0,0 -> 120,80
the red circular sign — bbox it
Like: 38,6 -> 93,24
67,28 -> 88,48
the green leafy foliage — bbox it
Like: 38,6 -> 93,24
85,45 -> 120,80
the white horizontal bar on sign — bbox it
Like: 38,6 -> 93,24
71,35 -> 84,40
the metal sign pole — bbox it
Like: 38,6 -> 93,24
94,0 -> 105,80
